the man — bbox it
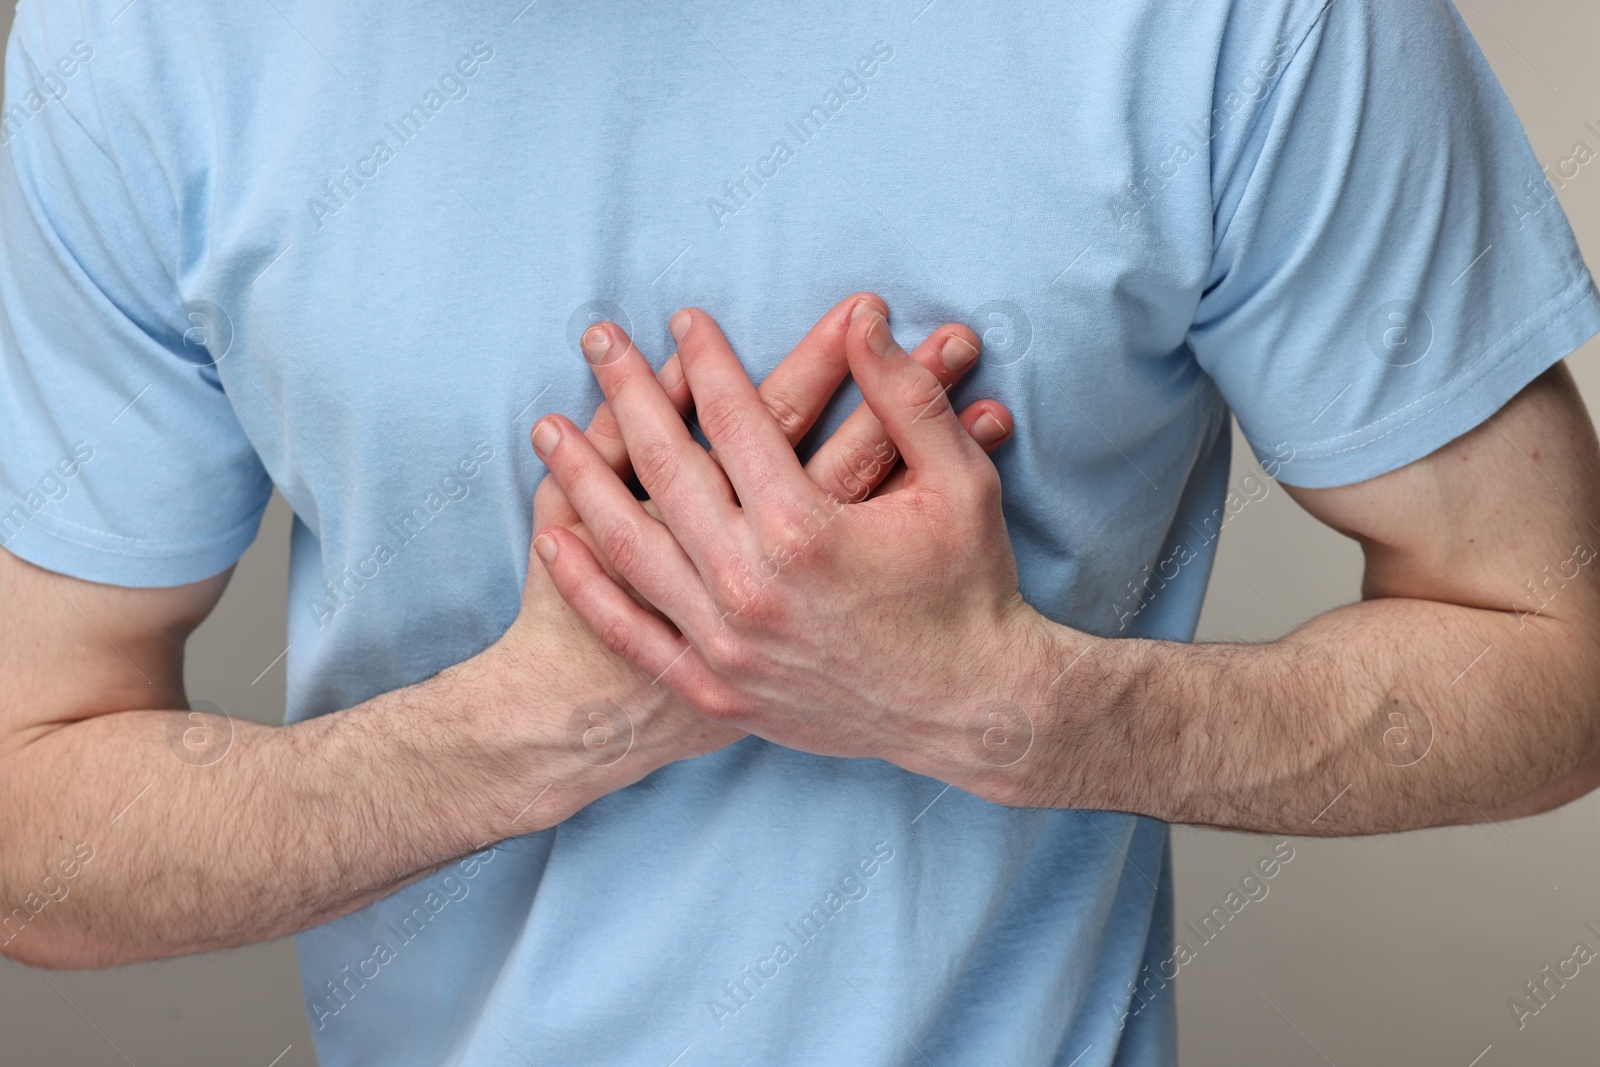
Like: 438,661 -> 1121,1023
2,0 -> 1598,1065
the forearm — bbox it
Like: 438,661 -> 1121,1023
1009,597 -> 1600,834
0,651 -> 620,969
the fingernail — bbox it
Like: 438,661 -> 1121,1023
972,412 -> 1009,446
940,334 -> 979,373
532,418 -> 560,456
669,310 -> 692,343
659,356 -> 684,390
533,534 -> 558,565
581,326 -> 612,365
850,298 -> 879,325
865,313 -> 895,359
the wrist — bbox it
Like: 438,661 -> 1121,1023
922,600 -> 1058,804
403,636 -> 658,843
946,608 -> 1154,813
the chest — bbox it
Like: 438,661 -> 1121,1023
183,2 -> 1229,611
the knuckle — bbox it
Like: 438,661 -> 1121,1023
599,518 -> 645,574
766,522 -> 818,574
760,388 -> 808,439
695,394 -> 748,445
902,374 -> 952,420
727,583 -> 781,632
716,563 -> 764,617
699,625 -> 746,675
825,455 -> 869,501
815,450 -> 866,503
631,439 -> 679,494
697,687 -> 748,724
835,441 -> 896,502
596,613 -> 635,661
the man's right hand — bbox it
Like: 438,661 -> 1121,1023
473,293 -> 1015,826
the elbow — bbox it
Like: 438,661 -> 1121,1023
1554,719 -> 1600,814
1518,690 -> 1600,819
0,817 -> 117,970
1559,665 -> 1600,812
1469,695 -> 1600,824
0,927 -> 116,971
0,862 -> 132,970
1515,644 -> 1600,818
1522,767 -> 1600,820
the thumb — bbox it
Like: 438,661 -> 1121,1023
845,306 -> 985,480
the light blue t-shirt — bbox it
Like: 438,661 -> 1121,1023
3,1 -> 1597,1063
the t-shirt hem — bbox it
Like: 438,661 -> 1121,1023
0,502 -> 269,587
1251,270 -> 1600,489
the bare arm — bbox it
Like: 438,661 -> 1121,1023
0,547 -> 656,969
1017,362 -> 1600,832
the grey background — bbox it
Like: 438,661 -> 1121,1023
3,1 -> 1599,1064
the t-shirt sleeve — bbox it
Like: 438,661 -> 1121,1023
0,23 -> 272,586
1187,0 -> 1600,489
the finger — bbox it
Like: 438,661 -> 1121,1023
672,308 -> 817,513
579,321 -> 740,561
581,353 -> 693,477
753,292 -> 885,444
533,526 -> 723,693
876,399 -> 1014,495
536,354 -> 690,531
957,399 -> 1014,453
844,308 -> 989,483
805,321 -> 982,501
532,413 -> 717,633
